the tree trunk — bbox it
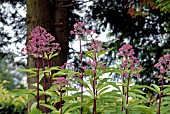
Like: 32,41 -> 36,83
26,0 -> 70,113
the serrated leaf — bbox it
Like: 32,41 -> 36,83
40,104 -> 57,111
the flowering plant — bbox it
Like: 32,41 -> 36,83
17,23 -> 170,114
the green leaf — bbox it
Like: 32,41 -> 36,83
19,68 -> 38,73
39,91 -> 54,96
131,105 -> 152,114
98,87 -> 110,96
86,89 -> 94,98
64,102 -> 84,113
152,84 -> 160,94
97,78 -> 110,90
31,102 -> 37,111
75,77 -> 90,89
39,74 -> 44,82
43,66 -> 60,73
85,50 -> 94,59
31,83 -> 44,91
30,109 -> 42,114
10,89 -> 36,96
109,82 -> 121,92
129,89 -> 146,95
127,99 -> 146,109
97,48 -> 113,57
67,71 -> 80,81
163,87 -> 170,94
128,92 -> 149,101
144,85 -> 157,93
49,52 -> 59,59
52,71 -> 68,77
106,67 -> 122,75
50,111 -> 60,114
161,105 -> 170,114
89,77 -> 93,88
40,104 -> 57,111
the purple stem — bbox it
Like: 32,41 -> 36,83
42,57 -> 48,113
36,58 -> 40,109
93,51 -> 97,114
60,89 -> 62,114
47,57 -> 52,87
121,76 -> 125,112
126,73 -> 131,114
79,39 -> 83,114
158,75 -> 164,114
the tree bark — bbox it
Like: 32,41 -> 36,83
26,0 -> 70,113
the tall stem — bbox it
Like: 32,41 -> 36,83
60,89 -> 62,114
93,51 -> 97,114
36,58 -> 40,109
158,75 -> 164,114
126,73 -> 131,114
79,39 -> 83,114
47,57 -> 52,87
121,76 -> 125,111
42,58 -> 48,113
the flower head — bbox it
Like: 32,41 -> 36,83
70,22 -> 97,39
118,44 -> 142,77
71,22 -> 85,36
23,26 -> 61,58
88,40 -> 105,53
154,54 -> 170,75
54,77 -> 68,90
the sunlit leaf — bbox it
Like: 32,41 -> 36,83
152,84 -> 160,94
30,109 -> 42,114
40,104 -> 57,111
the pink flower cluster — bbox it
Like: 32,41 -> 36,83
88,40 -> 105,53
154,54 -> 170,75
118,44 -> 142,77
54,77 -> 68,90
70,22 -> 96,37
21,26 -> 61,58
86,60 -> 105,73
70,22 -> 85,35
